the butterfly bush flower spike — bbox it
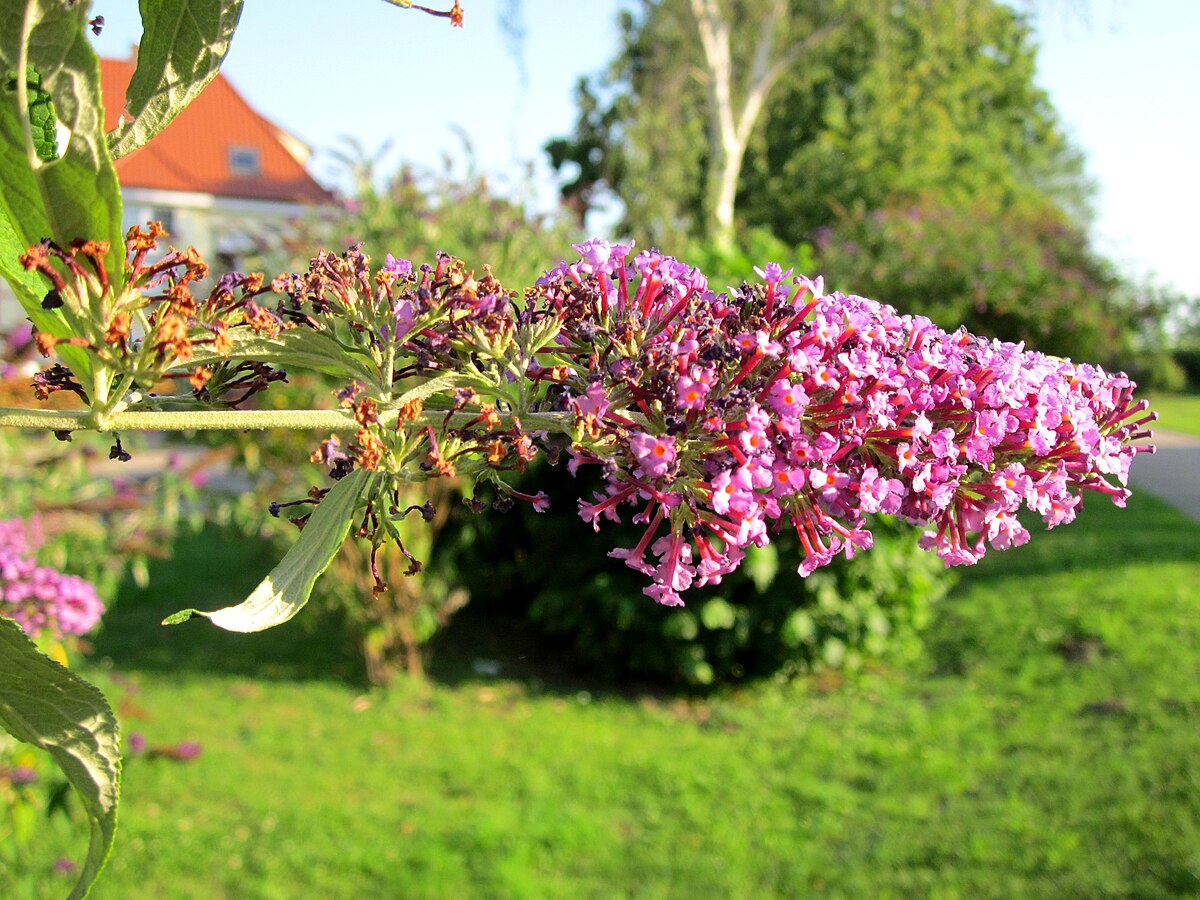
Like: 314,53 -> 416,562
523,240 -> 1154,607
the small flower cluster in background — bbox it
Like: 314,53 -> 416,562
0,518 -> 104,639
126,732 -> 203,762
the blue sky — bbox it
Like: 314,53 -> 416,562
91,0 -> 1199,297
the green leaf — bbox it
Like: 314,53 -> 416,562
0,617 -> 120,900
0,196 -> 49,309
185,329 -> 379,386
107,0 -> 244,159
14,65 -> 57,160
0,0 -> 123,371
390,371 -> 476,408
164,468 -> 370,631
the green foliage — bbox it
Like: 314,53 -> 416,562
1148,391 -> 1200,438
189,319 -> 381,386
544,77 -> 624,229
552,1 -> 1086,241
811,199 -> 1138,363
164,467 -> 371,632
107,0 -> 244,159
449,462 -> 947,687
14,66 -> 57,162
0,1 -> 123,268
550,1 -> 1178,363
0,617 -> 119,900
740,1 -> 1091,241
281,141 -> 582,289
1127,349 -> 1187,394
1174,350 -> 1200,390
681,226 -> 812,289
545,0 -> 708,246
0,0 -> 124,382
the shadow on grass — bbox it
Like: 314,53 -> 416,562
423,602 -> 688,700
91,523 -> 366,685
91,519 -> 624,697
91,490 -> 1195,695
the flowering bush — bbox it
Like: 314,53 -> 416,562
13,226 -> 1144,629
0,2 -> 1156,894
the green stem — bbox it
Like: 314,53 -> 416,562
380,342 -> 396,403
0,406 -> 576,435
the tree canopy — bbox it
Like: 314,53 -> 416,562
547,0 -> 1167,369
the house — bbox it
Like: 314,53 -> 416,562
100,53 -> 335,272
1,56 -> 334,330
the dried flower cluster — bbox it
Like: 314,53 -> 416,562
21,224 -> 284,405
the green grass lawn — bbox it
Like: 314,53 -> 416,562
6,492 -> 1200,898
1149,391 -> 1200,437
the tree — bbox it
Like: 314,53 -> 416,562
550,0 -> 1087,244
738,0 -> 1092,243
688,0 -> 847,248
548,1 -> 1164,366
547,0 -> 851,247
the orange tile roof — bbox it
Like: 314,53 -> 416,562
101,57 -> 334,205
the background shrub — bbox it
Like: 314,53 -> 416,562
447,460 -> 950,687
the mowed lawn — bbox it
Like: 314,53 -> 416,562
1149,391 -> 1200,438
8,491 -> 1200,898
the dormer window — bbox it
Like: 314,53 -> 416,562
228,145 -> 261,176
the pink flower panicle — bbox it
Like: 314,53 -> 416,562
0,519 -> 105,639
529,241 -> 1154,607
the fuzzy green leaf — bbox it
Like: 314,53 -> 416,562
390,371 -> 476,408
164,468 -> 370,631
184,329 -> 380,387
14,65 -> 57,160
0,616 -> 121,900
107,0 -> 244,159
0,0 -> 123,367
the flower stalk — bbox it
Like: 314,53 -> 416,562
0,406 -> 576,434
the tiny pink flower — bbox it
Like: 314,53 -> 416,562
572,382 -> 610,419
629,432 -> 676,477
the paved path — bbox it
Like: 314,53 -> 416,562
1130,429 -> 1200,523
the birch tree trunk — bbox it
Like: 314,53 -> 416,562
688,0 -> 840,249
